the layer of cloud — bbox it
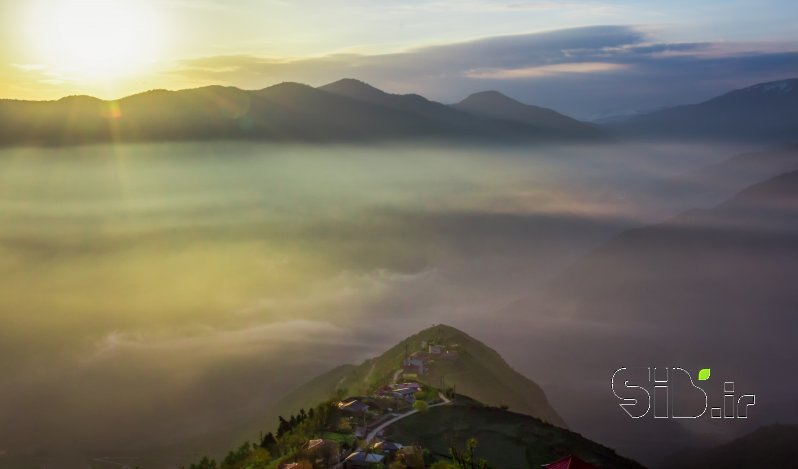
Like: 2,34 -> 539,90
165,25 -> 798,119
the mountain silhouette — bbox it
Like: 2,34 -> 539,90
0,80 -> 609,147
611,78 -> 798,142
454,90 -> 608,141
659,424 -> 798,469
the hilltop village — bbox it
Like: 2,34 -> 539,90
186,326 -> 630,469
277,340 -> 461,468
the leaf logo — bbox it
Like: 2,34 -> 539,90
698,368 -> 711,381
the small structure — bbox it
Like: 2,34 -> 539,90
338,399 -> 370,415
542,455 -> 599,469
305,438 -> 340,466
372,439 -> 403,455
429,344 -> 443,354
394,382 -> 422,391
391,387 -> 417,403
396,445 -> 425,469
343,451 -> 385,468
403,356 -> 426,375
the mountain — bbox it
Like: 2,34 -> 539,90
320,79 -> 609,142
541,168 -> 798,342
319,78 -> 475,126
169,324 -> 645,469
145,324 -> 566,467
517,170 -> 798,464
611,78 -> 798,142
296,324 -> 566,427
659,424 -> 798,469
688,144 -> 798,198
255,324 -> 566,432
453,90 -> 609,141
386,405 -> 645,469
0,80 -> 608,147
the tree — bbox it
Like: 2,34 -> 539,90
277,416 -> 291,438
449,438 -> 493,469
189,456 -> 218,469
222,442 -> 252,467
260,432 -> 277,451
413,400 -> 429,413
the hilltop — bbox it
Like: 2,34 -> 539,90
273,324 -> 565,428
177,325 -> 642,469
159,325 -> 570,467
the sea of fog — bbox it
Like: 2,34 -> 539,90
0,141 -> 759,467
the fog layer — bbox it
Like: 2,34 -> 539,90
0,141 -> 777,467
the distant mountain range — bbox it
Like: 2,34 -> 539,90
512,166 -> 798,464
0,79 -> 607,146
2,77 -> 796,146
549,167 -> 798,309
659,424 -> 798,469
611,78 -> 798,142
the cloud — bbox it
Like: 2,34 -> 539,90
465,62 -> 628,78
166,25 -> 798,118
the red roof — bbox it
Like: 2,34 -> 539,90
543,455 -> 599,469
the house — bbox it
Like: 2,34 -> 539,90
429,344 -> 443,354
338,399 -> 370,415
403,357 -> 426,375
542,455 -> 599,469
391,387 -> 417,402
304,439 -> 340,467
343,451 -> 385,468
395,445 -> 425,469
394,382 -> 422,391
372,440 -> 403,455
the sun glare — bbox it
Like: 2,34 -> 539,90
27,0 -> 163,80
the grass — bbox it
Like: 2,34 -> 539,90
384,405 -> 645,469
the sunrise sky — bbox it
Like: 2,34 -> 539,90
2,0 -> 798,118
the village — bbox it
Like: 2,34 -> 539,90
277,340 -> 461,469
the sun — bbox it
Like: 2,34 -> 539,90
27,0 -> 164,80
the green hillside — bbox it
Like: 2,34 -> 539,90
385,404 -> 644,469
159,324 -> 566,467
416,326 -> 566,427
281,324 -> 565,427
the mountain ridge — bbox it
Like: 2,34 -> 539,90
0,79 -> 610,147
659,423 -> 798,469
611,77 -> 798,142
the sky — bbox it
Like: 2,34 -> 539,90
2,0 -> 798,118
